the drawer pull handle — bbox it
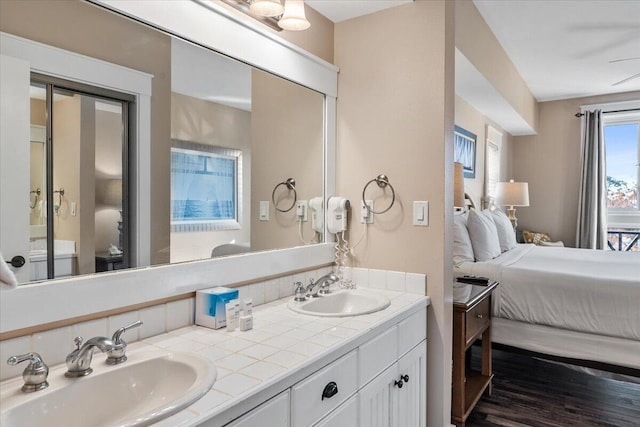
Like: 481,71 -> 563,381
476,314 -> 483,319
322,381 -> 338,400
395,374 -> 410,388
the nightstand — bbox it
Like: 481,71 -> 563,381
451,280 -> 499,427
95,253 -> 124,272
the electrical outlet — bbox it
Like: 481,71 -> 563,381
296,200 -> 308,222
360,200 -> 374,224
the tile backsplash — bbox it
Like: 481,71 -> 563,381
0,265 -> 424,381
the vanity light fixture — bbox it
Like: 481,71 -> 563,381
278,0 -> 311,31
221,0 -> 311,32
250,0 -> 284,17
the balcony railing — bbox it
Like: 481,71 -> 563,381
607,229 -> 640,251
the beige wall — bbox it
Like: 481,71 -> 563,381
335,2 -> 455,425
1,0 -> 172,266
278,4 -> 334,64
455,96 -> 513,207
170,92 -> 252,262
513,90 -> 640,246
455,0 -> 538,132
250,70 -> 324,251
52,95 -> 96,275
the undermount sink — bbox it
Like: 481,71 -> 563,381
0,351 -> 216,427
288,289 -> 390,317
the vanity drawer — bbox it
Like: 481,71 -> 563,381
398,307 -> 427,357
291,350 -> 358,427
359,325 -> 398,387
466,297 -> 490,343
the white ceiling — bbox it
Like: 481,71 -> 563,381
473,0 -> 640,102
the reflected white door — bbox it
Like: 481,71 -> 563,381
0,54 -> 31,284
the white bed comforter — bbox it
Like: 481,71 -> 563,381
455,244 -> 640,341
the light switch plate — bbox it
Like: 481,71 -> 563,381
413,201 -> 428,226
259,201 -> 269,221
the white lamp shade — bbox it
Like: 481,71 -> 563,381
278,0 -> 310,31
249,0 -> 284,17
103,179 -> 122,208
495,180 -> 529,206
454,162 -> 465,208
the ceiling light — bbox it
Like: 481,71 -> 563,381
278,0 -> 311,31
249,0 -> 284,17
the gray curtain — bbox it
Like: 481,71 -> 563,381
576,110 -> 607,249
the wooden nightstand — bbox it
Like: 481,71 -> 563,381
451,280 -> 499,427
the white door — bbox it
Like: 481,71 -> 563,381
0,54 -> 31,284
359,362 -> 399,427
397,341 -> 427,427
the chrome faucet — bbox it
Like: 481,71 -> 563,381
305,273 -> 340,297
7,352 -> 49,392
65,336 -> 115,377
106,320 -> 143,365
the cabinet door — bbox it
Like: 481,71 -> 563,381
225,390 -> 289,427
314,395 -> 357,427
359,362 -> 399,427
397,340 -> 427,427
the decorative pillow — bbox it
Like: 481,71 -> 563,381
466,209 -> 501,261
453,212 -> 474,266
489,209 -> 518,252
539,240 -> 565,247
522,230 -> 552,245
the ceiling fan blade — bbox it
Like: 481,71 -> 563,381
612,72 -> 640,86
609,56 -> 640,63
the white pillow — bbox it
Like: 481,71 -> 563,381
453,212 -> 474,266
489,209 -> 518,252
467,209 -> 501,261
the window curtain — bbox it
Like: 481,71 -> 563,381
576,110 -> 607,249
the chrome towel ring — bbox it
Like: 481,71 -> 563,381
272,178 -> 297,212
362,174 -> 396,215
30,188 -> 41,209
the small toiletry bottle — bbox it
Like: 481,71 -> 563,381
240,297 -> 253,331
225,301 -> 236,332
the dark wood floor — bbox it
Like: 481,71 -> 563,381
465,348 -> 640,427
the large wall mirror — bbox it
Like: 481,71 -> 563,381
0,0 -> 325,286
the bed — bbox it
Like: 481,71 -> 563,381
453,209 -> 640,374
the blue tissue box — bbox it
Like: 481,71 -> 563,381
195,287 -> 239,329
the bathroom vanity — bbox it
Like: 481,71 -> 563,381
0,289 -> 428,426
178,289 -> 429,426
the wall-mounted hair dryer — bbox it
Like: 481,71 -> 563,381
327,196 -> 350,234
309,197 -> 324,234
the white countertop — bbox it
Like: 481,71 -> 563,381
2,289 -> 429,427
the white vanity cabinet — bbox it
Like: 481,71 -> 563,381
360,341 -> 427,427
217,306 -> 427,427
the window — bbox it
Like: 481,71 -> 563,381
484,125 -> 503,208
603,111 -> 640,251
171,140 -> 242,232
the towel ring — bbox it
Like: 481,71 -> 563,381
272,178 -> 297,213
30,188 -> 41,209
362,174 -> 395,215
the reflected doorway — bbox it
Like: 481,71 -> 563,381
29,75 -> 132,280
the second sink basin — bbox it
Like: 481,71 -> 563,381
0,351 -> 216,427
288,289 -> 390,317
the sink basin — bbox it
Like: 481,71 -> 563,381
0,351 -> 216,427
288,289 -> 390,317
